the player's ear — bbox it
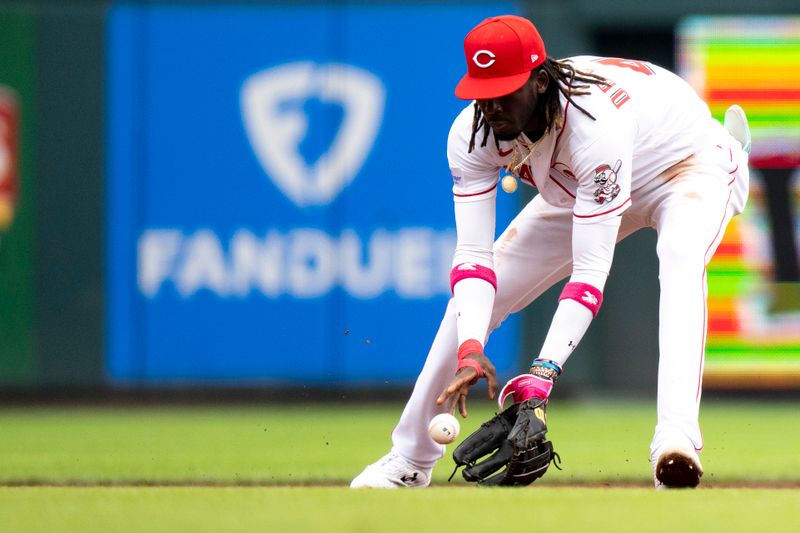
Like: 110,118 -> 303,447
533,69 -> 549,95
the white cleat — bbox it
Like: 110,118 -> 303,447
652,445 -> 703,489
724,104 -> 752,154
350,451 -> 431,489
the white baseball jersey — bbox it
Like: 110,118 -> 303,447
447,56 -> 719,347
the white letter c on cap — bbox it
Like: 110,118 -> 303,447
472,50 -> 496,69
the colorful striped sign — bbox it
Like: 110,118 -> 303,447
679,17 -> 800,168
679,17 -> 800,388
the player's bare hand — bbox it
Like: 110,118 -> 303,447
436,352 -> 497,418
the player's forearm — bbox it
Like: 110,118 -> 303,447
536,217 -> 620,365
537,299 -> 594,366
453,277 -> 495,348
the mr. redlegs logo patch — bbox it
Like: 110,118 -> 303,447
0,86 -> 19,232
592,159 -> 622,204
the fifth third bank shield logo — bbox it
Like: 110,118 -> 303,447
240,62 -> 385,207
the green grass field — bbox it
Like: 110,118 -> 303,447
0,400 -> 798,532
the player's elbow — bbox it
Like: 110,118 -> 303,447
452,244 -> 493,268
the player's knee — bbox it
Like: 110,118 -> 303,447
656,232 -> 707,271
489,290 -> 517,332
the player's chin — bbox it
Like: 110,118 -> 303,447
491,125 -> 521,142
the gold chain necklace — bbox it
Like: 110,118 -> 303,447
505,136 -> 543,178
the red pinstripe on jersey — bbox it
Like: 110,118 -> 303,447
548,173 -> 576,198
717,144 -> 739,179
697,182 -> 734,403
453,182 -> 498,198
573,197 -> 631,219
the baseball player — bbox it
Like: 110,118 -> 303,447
351,15 -> 750,488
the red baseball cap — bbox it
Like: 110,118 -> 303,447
455,15 -> 547,100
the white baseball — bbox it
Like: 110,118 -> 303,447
428,413 -> 460,444
501,174 -> 518,193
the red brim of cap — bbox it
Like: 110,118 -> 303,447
454,71 -> 531,100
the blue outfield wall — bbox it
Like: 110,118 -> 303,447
106,2 -> 521,386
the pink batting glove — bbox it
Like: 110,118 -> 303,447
497,374 -> 553,409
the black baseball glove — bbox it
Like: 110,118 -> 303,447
451,397 -> 559,486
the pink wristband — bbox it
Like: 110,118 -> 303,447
457,339 -> 483,360
457,358 -> 484,378
559,281 -> 603,317
456,339 -> 484,378
450,263 -> 497,294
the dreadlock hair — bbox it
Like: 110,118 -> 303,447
467,58 -> 607,153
